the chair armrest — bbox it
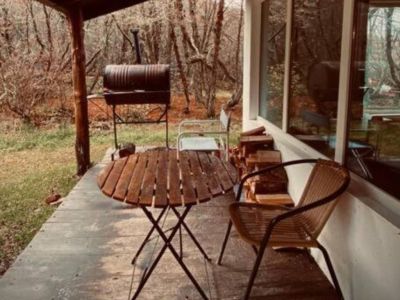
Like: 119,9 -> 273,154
178,131 -> 228,137
178,119 -> 222,134
179,119 -> 221,126
177,131 -> 229,151
177,131 -> 228,147
178,130 -> 228,142
234,159 -> 318,203
87,94 -> 104,100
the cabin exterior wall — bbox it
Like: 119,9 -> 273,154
243,1 -> 400,299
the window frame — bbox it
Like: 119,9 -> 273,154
255,0 -> 400,227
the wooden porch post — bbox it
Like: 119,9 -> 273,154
68,8 -> 90,176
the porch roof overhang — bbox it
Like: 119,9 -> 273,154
32,0 -> 154,175
36,0 -> 150,20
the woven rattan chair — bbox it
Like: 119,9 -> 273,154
218,159 -> 350,300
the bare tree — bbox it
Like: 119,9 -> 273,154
207,0 -> 225,117
226,0 -> 244,109
385,8 -> 400,88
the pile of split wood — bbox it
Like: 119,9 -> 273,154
230,126 -> 294,207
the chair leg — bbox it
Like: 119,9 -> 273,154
244,241 -> 268,300
317,242 -> 344,300
217,220 -> 232,265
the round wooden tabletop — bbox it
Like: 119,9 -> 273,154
97,149 -> 238,207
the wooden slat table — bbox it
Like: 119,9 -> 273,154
98,149 -> 237,206
97,148 -> 238,300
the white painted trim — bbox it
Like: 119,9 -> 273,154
242,0 -> 262,129
282,0 -> 293,132
335,0 -> 356,163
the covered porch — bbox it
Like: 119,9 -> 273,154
0,150 -> 339,299
1,0 -> 399,299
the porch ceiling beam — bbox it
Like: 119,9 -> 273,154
81,0 -> 150,20
34,0 -> 151,20
33,0 -> 70,14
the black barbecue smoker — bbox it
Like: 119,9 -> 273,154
102,29 -> 170,155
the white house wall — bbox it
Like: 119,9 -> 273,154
243,0 -> 400,299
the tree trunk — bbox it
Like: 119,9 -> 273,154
385,8 -> 400,87
226,86 -> 243,109
170,24 -> 190,113
226,0 -> 244,109
207,0 -> 225,117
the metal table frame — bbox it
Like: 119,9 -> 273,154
131,205 -> 210,300
97,149 -> 237,300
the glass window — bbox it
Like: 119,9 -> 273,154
288,0 -> 344,157
259,0 -> 286,127
347,1 -> 400,199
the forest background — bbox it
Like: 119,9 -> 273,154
0,0 -> 244,126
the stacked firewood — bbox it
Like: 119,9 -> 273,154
230,126 -> 294,207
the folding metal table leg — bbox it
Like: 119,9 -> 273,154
171,207 -> 211,261
179,225 -> 183,259
165,107 -> 169,149
131,206 -> 168,265
132,205 -> 208,300
218,220 -> 232,265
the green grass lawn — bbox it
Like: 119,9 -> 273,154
0,126 -> 78,275
0,122 -> 241,275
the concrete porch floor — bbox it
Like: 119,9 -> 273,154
0,155 -> 339,300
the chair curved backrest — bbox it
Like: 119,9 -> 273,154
297,159 -> 350,238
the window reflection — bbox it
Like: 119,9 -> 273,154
259,0 -> 286,127
348,2 -> 400,198
288,0 -> 344,158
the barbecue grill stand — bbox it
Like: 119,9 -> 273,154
109,97 -> 169,149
